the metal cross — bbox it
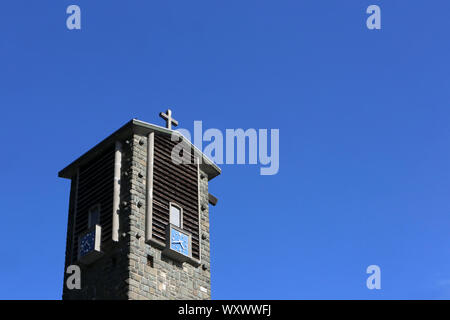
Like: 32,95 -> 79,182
159,109 -> 178,130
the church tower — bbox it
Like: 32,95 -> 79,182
59,111 -> 221,299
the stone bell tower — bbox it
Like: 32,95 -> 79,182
59,111 -> 221,300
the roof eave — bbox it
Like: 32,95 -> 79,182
58,119 -> 221,181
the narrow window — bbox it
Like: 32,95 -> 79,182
88,205 -> 100,228
147,255 -> 154,268
169,203 -> 182,227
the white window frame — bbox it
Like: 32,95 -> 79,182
169,202 -> 183,228
88,204 -> 101,229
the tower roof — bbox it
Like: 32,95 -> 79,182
58,119 -> 221,180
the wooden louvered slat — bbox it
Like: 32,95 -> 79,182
152,133 -> 200,260
152,185 -> 198,214
72,146 -> 115,262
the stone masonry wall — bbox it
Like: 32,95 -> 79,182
62,243 -> 129,300
127,133 -> 211,300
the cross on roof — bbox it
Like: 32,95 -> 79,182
159,109 -> 178,130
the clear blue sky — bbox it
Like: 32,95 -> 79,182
1,1 -> 450,299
